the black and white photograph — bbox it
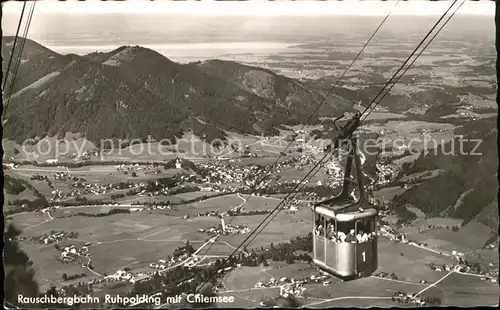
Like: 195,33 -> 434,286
2,0 -> 499,308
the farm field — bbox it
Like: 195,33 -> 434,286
429,272 -> 499,306
4,187 -> 39,202
407,220 -> 493,255
2,8 -> 498,309
215,237 -> 498,308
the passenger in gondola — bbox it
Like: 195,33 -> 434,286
326,224 -> 332,239
356,230 -> 364,243
338,231 -> 347,242
361,231 -> 369,242
326,220 -> 335,240
331,231 -> 338,242
315,219 -> 324,236
346,229 -> 356,243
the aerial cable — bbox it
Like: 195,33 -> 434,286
191,1 -> 400,272
285,0 -> 402,126
3,0 -> 36,122
360,0 -> 466,124
126,1 -> 462,301
293,0 -> 466,194
359,0 -> 460,119
6,1 -> 35,96
218,0 -> 463,266
194,112 -> 363,291
247,0 -> 465,248
2,1 -> 27,91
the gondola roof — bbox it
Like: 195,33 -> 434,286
313,204 -> 377,222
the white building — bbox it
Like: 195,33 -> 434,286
175,159 -> 182,169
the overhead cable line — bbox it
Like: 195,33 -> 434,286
190,0 -> 400,281
245,0 -> 464,249
2,0 -> 36,122
358,0 -> 460,118
202,0 -> 462,287
2,1 -> 27,90
272,0 -> 466,217
360,0 -> 466,124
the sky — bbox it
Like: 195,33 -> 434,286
1,0 -> 495,17
2,0 -> 493,61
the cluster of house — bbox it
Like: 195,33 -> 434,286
376,163 -> 400,185
57,245 -> 89,263
200,223 -> 251,236
31,174 -> 49,181
68,178 -> 135,195
39,206 -> 59,214
284,204 -> 299,213
186,154 -> 333,197
374,272 -> 405,281
41,169 -> 148,200
280,281 -> 307,298
105,269 -> 135,282
192,210 -> 222,218
254,273 -> 331,295
184,257 -> 204,268
53,172 -> 72,181
417,224 -> 441,234
115,163 -> 158,173
379,225 -> 428,248
427,261 -> 465,272
392,291 -> 428,306
144,205 -> 172,211
88,271 -> 153,286
148,257 -> 183,270
68,150 -> 99,160
50,188 -> 65,201
37,230 -> 78,244
480,275 -> 498,283
484,243 -> 497,250
254,277 -> 289,289
4,162 -> 20,169
426,257 -> 497,283
198,162 -> 268,188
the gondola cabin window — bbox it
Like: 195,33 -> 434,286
314,213 -> 326,237
312,206 -> 378,280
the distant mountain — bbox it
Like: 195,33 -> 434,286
310,69 -> 496,115
2,37 -> 354,145
196,59 -> 350,119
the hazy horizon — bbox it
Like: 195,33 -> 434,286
2,1 -> 494,64
2,0 -> 494,16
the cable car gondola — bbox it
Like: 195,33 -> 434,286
312,114 -> 378,280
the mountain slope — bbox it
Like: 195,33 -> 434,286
95,46 -> 276,135
1,36 -> 75,95
3,39 -> 354,145
4,55 -> 187,144
393,118 -> 498,229
197,59 -> 353,121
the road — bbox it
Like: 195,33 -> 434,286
22,211 -> 54,231
416,271 -> 455,296
131,237 -> 219,308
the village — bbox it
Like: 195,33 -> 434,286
379,224 -> 499,282
391,291 -> 440,306
200,222 -> 251,236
